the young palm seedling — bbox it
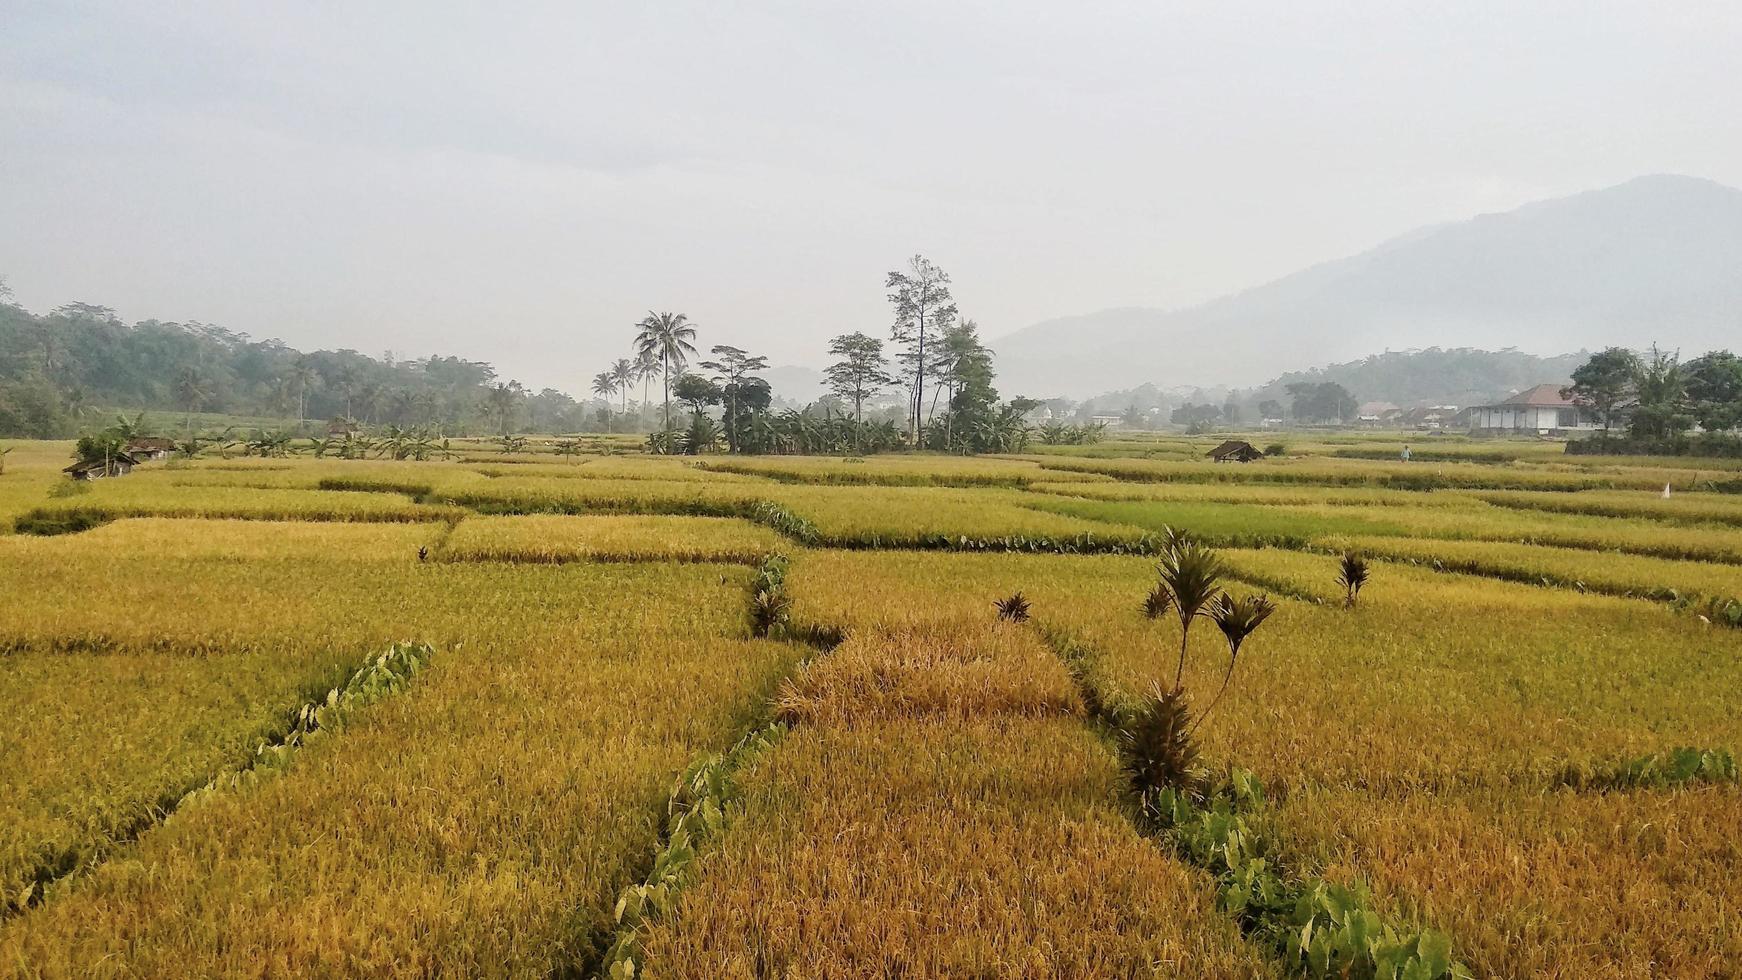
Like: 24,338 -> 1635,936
994,592 -> 1032,623
748,554 -> 792,637
1192,592 -> 1277,735
1122,683 -> 1203,796
1156,533 -> 1228,695
1141,582 -> 1173,619
1337,553 -> 1370,608
1122,529 -> 1234,795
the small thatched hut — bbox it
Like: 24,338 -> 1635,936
1206,440 -> 1265,463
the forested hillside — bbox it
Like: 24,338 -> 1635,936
1247,347 -> 1589,408
0,285 -> 591,437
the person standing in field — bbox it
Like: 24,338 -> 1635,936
1400,444 -> 1412,462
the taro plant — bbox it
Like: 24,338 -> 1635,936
1337,553 -> 1369,608
994,592 -> 1032,623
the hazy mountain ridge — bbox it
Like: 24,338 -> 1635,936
1249,347 -> 1592,408
994,175 -> 1742,398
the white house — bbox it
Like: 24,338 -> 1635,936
1467,384 -> 1601,434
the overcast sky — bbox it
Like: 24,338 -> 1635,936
3,1 -> 1739,392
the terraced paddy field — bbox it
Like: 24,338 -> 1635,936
1,433 -> 1738,978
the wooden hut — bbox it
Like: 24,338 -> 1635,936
64,452 -> 140,480
1206,440 -> 1265,463
125,436 -> 176,460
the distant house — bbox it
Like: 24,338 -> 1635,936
1206,440 -> 1265,463
125,436 -> 176,460
64,452 -> 140,480
1467,384 -> 1600,434
328,417 -> 360,437
1398,406 -> 1460,430
1355,401 -> 1402,427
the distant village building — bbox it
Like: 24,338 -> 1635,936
1206,440 -> 1265,463
1467,384 -> 1600,434
125,437 -> 176,460
1399,406 -> 1460,430
328,417 -> 360,437
1355,401 -> 1402,427
64,452 -> 140,480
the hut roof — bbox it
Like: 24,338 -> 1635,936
1206,440 -> 1264,461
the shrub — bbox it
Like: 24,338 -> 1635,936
749,554 -> 792,638
994,592 -> 1032,622
1336,554 -> 1370,608
1121,686 -> 1205,797
1141,582 -> 1173,619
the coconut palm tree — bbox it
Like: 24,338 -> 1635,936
173,366 -> 211,437
635,349 -> 660,427
634,312 -> 698,430
290,357 -> 317,423
591,371 -> 618,432
610,358 -> 636,418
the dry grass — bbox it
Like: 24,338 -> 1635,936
1470,487 -> 1742,526
14,479 -> 462,530
636,622 -> 1276,978
700,453 -> 1110,486
783,549 -> 1742,790
439,514 -> 785,564
1265,784 -> 1742,978
1322,533 -> 1742,600
0,563 -> 803,975
2,648 -> 356,910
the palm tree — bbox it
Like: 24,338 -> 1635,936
634,312 -> 698,430
1193,592 -> 1276,733
635,349 -> 660,427
173,366 -> 211,437
591,371 -> 618,432
483,382 -> 523,437
355,381 -> 383,424
335,365 -> 361,420
290,357 -> 317,423
610,358 -> 636,418
1153,531 -> 1228,696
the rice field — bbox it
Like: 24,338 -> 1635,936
1,434 -> 1738,977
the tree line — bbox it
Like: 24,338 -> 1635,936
1564,346 -> 1742,454
602,255 -> 1034,455
2,256 -> 1039,455
0,278 -> 599,439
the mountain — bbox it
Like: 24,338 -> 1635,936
1245,347 -> 1591,409
994,175 -> 1742,398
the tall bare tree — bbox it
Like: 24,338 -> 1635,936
824,332 -> 895,451
886,255 -> 956,444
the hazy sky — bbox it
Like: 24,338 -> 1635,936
3,1 -> 1739,391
